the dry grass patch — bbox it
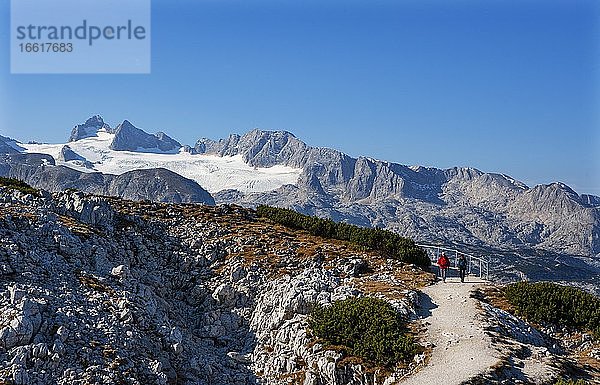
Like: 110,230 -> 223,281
276,370 -> 306,385
78,274 -> 115,295
0,205 -> 39,222
476,285 -> 514,313
58,215 -> 98,237
354,280 -> 408,300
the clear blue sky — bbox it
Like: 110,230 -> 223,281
1,0 -> 599,195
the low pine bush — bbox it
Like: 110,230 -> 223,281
308,297 -> 416,367
504,282 -> 600,338
256,205 -> 430,267
0,177 -> 39,196
554,379 -> 589,385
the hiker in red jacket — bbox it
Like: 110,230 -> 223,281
437,252 -> 450,282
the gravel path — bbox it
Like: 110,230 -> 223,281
400,276 -> 499,385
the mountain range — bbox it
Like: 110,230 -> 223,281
1,116 -> 599,290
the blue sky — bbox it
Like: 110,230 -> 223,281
1,0 -> 599,195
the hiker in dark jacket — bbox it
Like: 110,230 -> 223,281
437,252 -> 450,282
457,254 -> 467,282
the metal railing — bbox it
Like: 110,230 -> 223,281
417,244 -> 491,281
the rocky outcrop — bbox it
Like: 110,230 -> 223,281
58,146 -> 82,162
473,302 -> 563,384
0,187 -> 426,385
110,120 -> 181,153
52,190 -> 115,229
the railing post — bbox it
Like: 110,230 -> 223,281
417,243 -> 492,282
468,255 -> 472,275
454,249 -> 458,268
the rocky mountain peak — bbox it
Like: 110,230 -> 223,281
246,128 -> 297,140
238,129 -> 306,167
117,119 -> 135,129
527,182 -> 580,203
86,114 -> 105,126
193,129 -> 307,168
68,115 -> 112,142
110,120 -> 181,153
547,181 -> 578,195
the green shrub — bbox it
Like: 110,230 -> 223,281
554,379 -> 589,385
504,282 -> 600,337
256,205 -> 430,267
308,297 -> 417,367
0,177 -> 39,196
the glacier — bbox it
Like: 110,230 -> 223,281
20,129 -> 302,194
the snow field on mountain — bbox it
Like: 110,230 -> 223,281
21,130 -> 302,194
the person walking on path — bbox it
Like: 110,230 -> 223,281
457,254 -> 468,283
437,252 -> 450,282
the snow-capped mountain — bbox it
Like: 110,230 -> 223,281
109,120 -> 181,153
19,118 -> 302,195
68,115 -> 112,142
1,115 -> 599,290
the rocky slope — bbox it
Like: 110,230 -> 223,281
0,186 -> 432,385
0,136 -> 23,155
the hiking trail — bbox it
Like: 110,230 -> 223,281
400,276 -> 499,385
